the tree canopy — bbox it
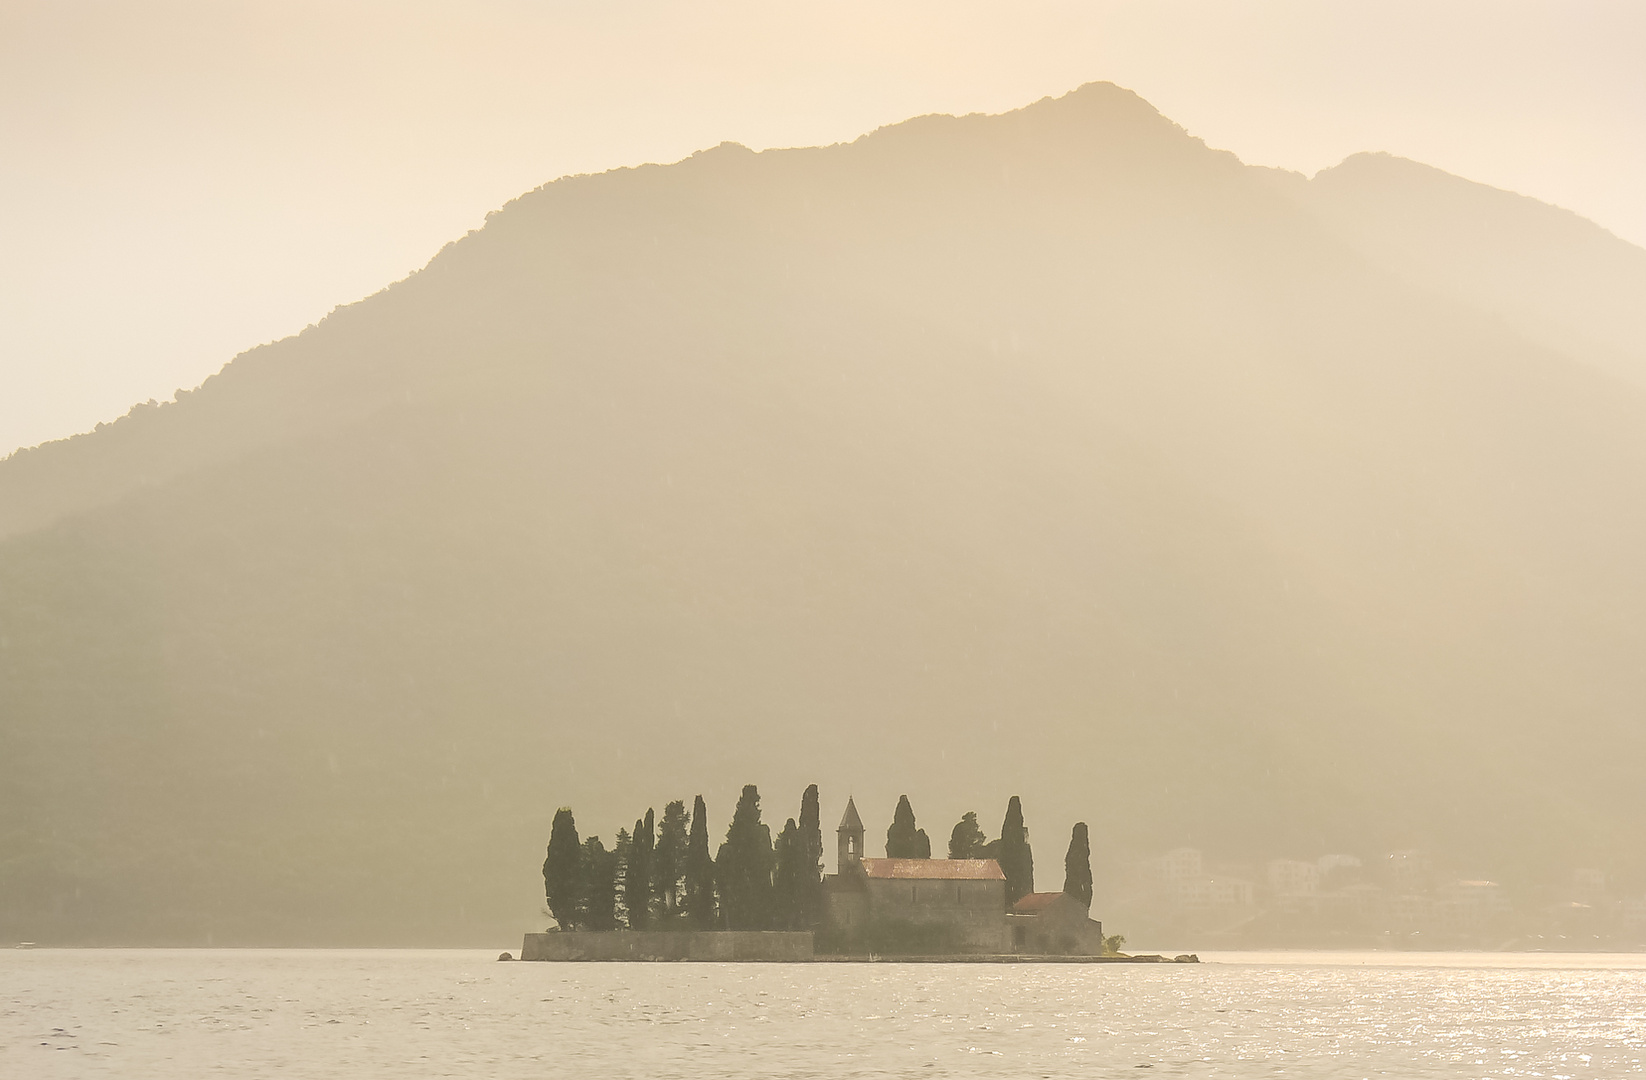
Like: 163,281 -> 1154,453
948,811 -> 988,859
543,807 -> 582,930
772,817 -> 806,930
684,795 -> 716,929
655,799 -> 689,920
580,836 -> 619,930
628,808 -> 655,930
798,784 -> 824,928
998,796 -> 1034,904
1063,821 -> 1092,907
715,784 -> 775,930
885,795 -> 931,858
542,787 -> 1083,933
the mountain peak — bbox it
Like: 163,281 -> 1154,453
859,79 -> 1202,156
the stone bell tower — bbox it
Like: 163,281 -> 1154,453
837,796 -> 865,873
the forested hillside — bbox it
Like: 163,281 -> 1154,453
3,82 -> 1644,944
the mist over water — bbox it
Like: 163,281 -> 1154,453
4,950 -> 1644,1078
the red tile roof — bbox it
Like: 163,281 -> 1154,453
1011,891 -> 1068,913
861,858 -> 1004,880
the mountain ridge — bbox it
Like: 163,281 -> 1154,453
3,81 -> 1644,944
8,82 -> 1641,536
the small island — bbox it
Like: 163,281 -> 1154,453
521,785 -> 1196,963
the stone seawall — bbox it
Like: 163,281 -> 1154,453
521,931 -> 814,962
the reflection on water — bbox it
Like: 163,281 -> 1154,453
3,950 -> 1643,1078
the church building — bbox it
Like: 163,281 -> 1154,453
822,796 -> 1013,954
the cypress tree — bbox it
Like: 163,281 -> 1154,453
1063,822 -> 1093,907
772,817 -> 804,929
998,795 -> 1034,905
655,799 -> 690,920
580,836 -> 619,930
612,828 -> 633,927
628,808 -> 655,930
716,784 -> 775,929
948,811 -> 988,859
684,795 -> 716,929
543,807 -> 582,930
798,784 -> 824,928
885,794 -> 930,858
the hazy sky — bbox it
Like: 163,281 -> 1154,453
2,0 -> 1642,457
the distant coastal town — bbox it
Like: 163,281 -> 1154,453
1109,846 -> 1646,951
526,786 -> 1138,961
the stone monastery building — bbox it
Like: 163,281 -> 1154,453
822,797 -> 1104,955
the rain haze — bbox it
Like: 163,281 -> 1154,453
4,7 -> 1646,1069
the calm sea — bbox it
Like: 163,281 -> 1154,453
3,949 -> 1643,1078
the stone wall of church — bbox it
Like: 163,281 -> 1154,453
864,878 -> 1012,953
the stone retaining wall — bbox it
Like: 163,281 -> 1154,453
521,930 -> 814,962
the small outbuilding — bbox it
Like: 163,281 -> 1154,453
1007,891 -> 1106,955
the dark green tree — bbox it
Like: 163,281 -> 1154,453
948,811 -> 989,859
684,795 -> 716,929
580,836 -> 620,930
543,807 -> 582,930
998,795 -> 1034,905
772,817 -> 805,929
798,784 -> 824,928
628,808 -> 655,930
655,799 -> 690,920
885,795 -> 931,858
612,828 -> 634,927
716,784 -> 775,929
1062,822 -> 1092,907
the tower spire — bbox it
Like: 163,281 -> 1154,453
837,796 -> 865,872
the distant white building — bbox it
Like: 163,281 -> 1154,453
1144,848 -> 1253,910
1316,853 -> 1362,878
1618,897 -> 1646,933
1148,847 -> 1204,886
1384,849 -> 1431,893
1436,880 -> 1511,927
1267,859 -> 1320,897
1323,882 -> 1387,922
1572,868 -> 1606,901
1197,875 -> 1255,908
1387,892 -> 1435,926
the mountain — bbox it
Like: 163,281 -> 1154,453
1265,151 -> 1646,389
3,82 -> 1645,945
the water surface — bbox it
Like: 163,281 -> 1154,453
3,949 -> 1643,1078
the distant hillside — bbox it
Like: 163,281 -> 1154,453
1272,151 -> 1646,389
3,82 -> 1645,945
